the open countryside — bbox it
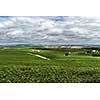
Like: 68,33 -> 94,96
0,46 -> 100,82
1,16 -> 100,83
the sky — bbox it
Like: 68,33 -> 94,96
0,16 -> 100,45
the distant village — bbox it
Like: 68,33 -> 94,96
44,46 -> 82,49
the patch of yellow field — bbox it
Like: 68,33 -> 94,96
32,49 -> 40,52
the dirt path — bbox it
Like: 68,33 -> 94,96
35,54 -> 50,60
27,53 -> 50,60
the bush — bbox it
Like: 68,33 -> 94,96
65,52 -> 69,56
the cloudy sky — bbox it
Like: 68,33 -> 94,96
0,16 -> 100,45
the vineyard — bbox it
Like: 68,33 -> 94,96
0,46 -> 100,82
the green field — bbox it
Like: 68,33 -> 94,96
0,46 -> 100,83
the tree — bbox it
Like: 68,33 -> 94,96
65,52 -> 71,56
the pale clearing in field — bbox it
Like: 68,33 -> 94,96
27,53 -> 50,60
35,54 -> 50,60
32,49 -> 40,52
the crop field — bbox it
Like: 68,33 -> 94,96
0,46 -> 100,83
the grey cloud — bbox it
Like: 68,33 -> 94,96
0,16 -> 100,45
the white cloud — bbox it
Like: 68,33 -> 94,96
69,27 -> 88,34
0,16 -> 100,45
48,28 -> 63,33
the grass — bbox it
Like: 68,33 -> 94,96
0,46 -> 100,82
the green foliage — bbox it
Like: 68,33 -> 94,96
0,46 -> 100,82
65,52 -> 70,56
